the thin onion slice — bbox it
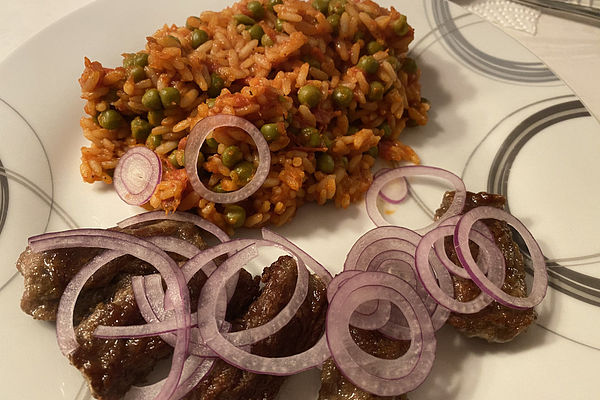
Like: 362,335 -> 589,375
415,225 -> 505,314
434,216 -> 494,278
365,166 -> 466,234
261,228 -> 333,284
29,230 -> 190,400
454,206 -> 548,309
197,246 -> 330,375
344,227 -> 449,337
125,356 -> 215,400
326,271 -> 436,396
184,115 -> 271,204
145,236 -> 203,260
113,146 -> 162,205
204,239 -> 310,347
117,210 -> 230,245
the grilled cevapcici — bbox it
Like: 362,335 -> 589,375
16,167 -> 548,399
17,215 -> 328,400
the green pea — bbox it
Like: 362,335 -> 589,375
386,55 -> 401,71
247,1 -> 265,19
260,123 -> 280,142
248,23 -> 265,41
316,153 -> 335,174
275,18 -> 284,32
421,97 -> 430,104
133,53 -> 149,67
341,156 -> 348,168
393,15 -> 409,36
297,85 -> 322,108
378,122 -> 392,138
261,34 -> 274,47
301,127 -> 321,147
159,87 -> 181,108
402,57 -> 418,74
323,134 -> 333,149
357,55 -> 379,74
332,85 -> 353,108
312,0 -> 330,13
142,88 -> 163,110
196,152 -> 205,169
145,134 -> 162,150
203,137 -> 219,153
147,110 -> 164,126
191,29 -> 209,49
309,132 -> 321,147
367,146 -> 379,158
163,35 -> 182,48
186,16 -> 201,30
212,182 -> 226,193
168,149 -> 185,168
368,81 -> 385,101
328,0 -> 346,15
224,205 -> 246,228
267,0 -> 283,12
327,13 -> 340,32
222,145 -> 243,168
233,161 -> 255,184
207,73 -> 225,98
131,117 -> 152,142
366,41 -> 383,55
302,56 -> 321,69
234,14 -> 256,25
129,65 -> 146,82
354,32 -> 365,43
104,88 -> 119,103
346,126 -> 359,135
206,98 -> 216,108
122,53 -> 135,68
97,109 -> 124,130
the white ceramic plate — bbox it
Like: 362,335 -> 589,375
1,0 -> 599,399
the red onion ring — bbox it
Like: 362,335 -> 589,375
113,146 -> 162,205
415,225 -> 505,314
261,228 -> 333,284
125,356 -> 215,400
454,206 -> 548,309
327,271 -> 392,331
326,271 -> 436,396
197,245 -> 330,375
434,216 -> 494,278
29,230 -> 190,400
344,227 -> 449,338
199,239 -> 310,347
145,236 -> 203,259
184,115 -> 271,204
117,210 -> 230,245
365,166 -> 466,234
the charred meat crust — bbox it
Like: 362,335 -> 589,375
435,191 -> 536,342
186,255 -> 328,400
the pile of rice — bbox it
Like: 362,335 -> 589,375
78,0 -> 429,232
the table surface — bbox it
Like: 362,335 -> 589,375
1,0 -> 599,119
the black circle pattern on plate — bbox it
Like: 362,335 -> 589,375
487,100 -> 600,307
0,158 -> 9,235
430,0 -> 558,83
0,97 -> 79,293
